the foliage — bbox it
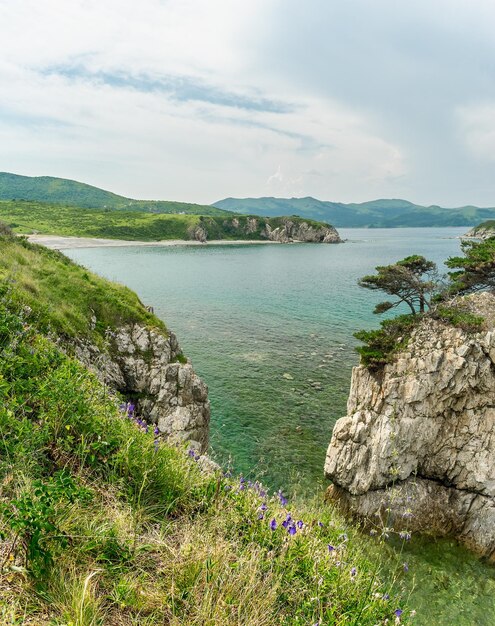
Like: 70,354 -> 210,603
354,315 -> 419,369
432,305 -> 485,332
0,220 -> 13,237
446,236 -> 495,294
359,255 -> 438,315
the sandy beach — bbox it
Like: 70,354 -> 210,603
26,235 -> 280,250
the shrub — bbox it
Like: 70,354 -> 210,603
354,315 -> 419,370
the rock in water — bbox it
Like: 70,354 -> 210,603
324,292 -> 495,561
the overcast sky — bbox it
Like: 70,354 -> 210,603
1,0 -> 495,206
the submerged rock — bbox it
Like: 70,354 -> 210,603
324,292 -> 495,561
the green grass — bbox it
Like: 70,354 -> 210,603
0,294 -> 413,625
0,200 -> 335,242
0,235 -> 163,342
0,172 -> 231,216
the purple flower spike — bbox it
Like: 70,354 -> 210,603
394,609 -> 403,618
154,425 -> 160,436
277,489 -> 288,506
288,524 -> 296,536
270,519 -> 277,531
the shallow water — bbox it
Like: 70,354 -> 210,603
65,227 -> 494,624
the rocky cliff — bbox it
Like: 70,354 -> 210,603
68,323 -> 210,453
324,292 -> 495,561
187,216 -> 342,243
465,222 -> 495,240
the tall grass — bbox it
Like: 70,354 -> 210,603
0,293 -> 413,624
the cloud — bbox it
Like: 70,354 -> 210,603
0,0 -> 494,204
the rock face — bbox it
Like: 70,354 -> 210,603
261,219 -> 341,243
464,224 -> 495,240
187,216 -> 342,243
324,292 -> 495,561
69,324 -> 210,452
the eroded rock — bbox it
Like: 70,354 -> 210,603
324,292 -> 495,561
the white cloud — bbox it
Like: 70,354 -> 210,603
0,0 -> 493,205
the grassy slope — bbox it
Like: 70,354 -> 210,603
0,234 -> 412,625
472,220 -> 495,233
0,172 -> 231,216
0,200 -> 334,242
0,236 -> 163,342
213,197 -> 495,227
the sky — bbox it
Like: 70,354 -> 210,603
1,0 -> 495,206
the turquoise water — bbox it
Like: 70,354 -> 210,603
65,228 -> 468,492
65,228 -> 495,624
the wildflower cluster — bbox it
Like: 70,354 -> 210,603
120,402 -> 160,449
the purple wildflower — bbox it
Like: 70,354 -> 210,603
395,609 -> 403,618
297,520 -> 304,529
399,531 -> 411,541
188,448 -> 196,458
350,567 -> 357,577
288,524 -> 296,536
277,489 -> 288,506
270,519 -> 277,531
154,425 -> 160,436
382,593 -> 390,601
318,521 -> 324,528
328,544 -> 335,553
260,503 -> 268,511
258,513 -> 264,520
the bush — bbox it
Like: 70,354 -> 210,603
354,315 -> 419,370
432,305 -> 485,332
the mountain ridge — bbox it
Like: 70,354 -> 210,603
212,196 -> 495,227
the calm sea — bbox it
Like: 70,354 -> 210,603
65,228 -> 495,625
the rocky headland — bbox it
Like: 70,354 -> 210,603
325,291 -> 495,561
464,221 -> 495,240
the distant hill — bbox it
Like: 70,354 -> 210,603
465,220 -> 495,239
212,196 -> 495,228
0,172 -> 231,216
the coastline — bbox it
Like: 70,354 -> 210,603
26,234 -> 281,250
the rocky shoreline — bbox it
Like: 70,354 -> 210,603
324,292 -> 495,561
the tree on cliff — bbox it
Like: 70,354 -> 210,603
358,255 -> 438,315
446,237 -> 495,294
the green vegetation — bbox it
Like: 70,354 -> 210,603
0,172 -> 231,216
0,199 -> 333,243
358,256 -> 438,316
470,220 -> 495,235
0,240 -> 412,624
0,233 -> 162,343
355,239 -> 495,368
213,196 -> 495,227
446,236 -> 495,294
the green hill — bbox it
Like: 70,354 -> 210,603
0,172 -> 231,216
213,196 -> 495,228
0,199 -> 338,243
0,233 -> 410,624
